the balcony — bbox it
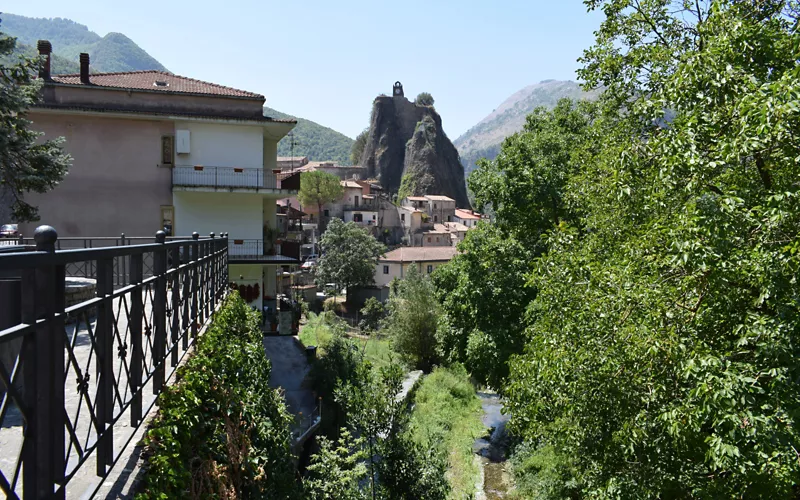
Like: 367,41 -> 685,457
228,239 -> 301,264
172,166 -> 300,193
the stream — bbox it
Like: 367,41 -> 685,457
474,391 -> 514,499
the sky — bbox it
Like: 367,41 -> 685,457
2,0 -> 604,140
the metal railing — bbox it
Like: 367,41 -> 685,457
228,239 -> 301,261
0,226 -> 229,499
172,166 -> 278,190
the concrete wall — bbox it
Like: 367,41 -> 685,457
263,139 -> 278,172
343,210 -> 378,226
21,111 -> 173,237
173,191 -> 263,239
174,121 -> 263,169
229,264 -> 264,309
422,234 -> 450,246
47,85 -> 265,119
375,260 -> 449,287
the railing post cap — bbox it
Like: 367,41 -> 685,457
34,225 -> 58,249
155,230 -> 166,243
210,232 -> 215,238
192,232 -> 200,240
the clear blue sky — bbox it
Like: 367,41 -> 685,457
3,0 -> 604,140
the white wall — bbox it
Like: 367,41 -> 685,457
230,264 -> 264,309
174,121 -> 263,169
263,138 -> 278,172
374,260 -> 448,287
173,191 -> 263,239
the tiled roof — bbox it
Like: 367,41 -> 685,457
406,196 -> 428,202
362,194 -> 376,199
455,209 -> 481,220
341,181 -> 363,188
444,222 -> 470,232
50,70 -> 264,99
277,156 -> 308,162
425,195 -> 455,202
379,246 -> 458,263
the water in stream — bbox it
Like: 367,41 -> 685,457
474,391 -> 514,499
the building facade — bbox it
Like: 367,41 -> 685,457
22,44 -> 300,321
375,246 -> 458,287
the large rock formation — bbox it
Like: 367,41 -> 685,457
360,89 -> 471,208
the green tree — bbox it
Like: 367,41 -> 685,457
304,430 -> 368,500
350,128 -> 369,166
358,297 -> 384,334
316,218 -> 385,297
384,266 -> 440,372
0,24 -> 71,222
297,170 -> 344,232
504,1 -> 800,497
414,92 -> 434,106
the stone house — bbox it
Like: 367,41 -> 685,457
374,246 -> 458,287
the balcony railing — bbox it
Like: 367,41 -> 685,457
342,204 -> 377,212
228,239 -> 300,262
172,166 -> 278,190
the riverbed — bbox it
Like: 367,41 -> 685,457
474,391 -> 514,499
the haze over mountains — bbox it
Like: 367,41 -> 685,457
455,80 -> 600,175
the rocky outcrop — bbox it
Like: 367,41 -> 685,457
360,94 -> 471,208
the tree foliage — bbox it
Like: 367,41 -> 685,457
304,430 -> 368,500
358,296 -> 384,334
501,1 -> 800,497
384,265 -> 441,372
316,218 -> 385,295
0,24 -> 71,222
298,170 -> 344,232
414,92 -> 435,106
350,128 -> 369,166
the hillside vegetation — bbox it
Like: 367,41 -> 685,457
264,106 -> 354,165
1,13 -> 166,73
455,80 -> 599,175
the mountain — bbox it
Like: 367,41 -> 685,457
0,13 -> 167,73
455,80 -> 600,176
359,93 -> 470,208
264,106 -> 355,165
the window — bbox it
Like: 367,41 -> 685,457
373,214 -> 376,220
427,264 -> 433,273
447,215 -> 451,222
401,213 -> 406,222
354,196 -> 359,207
436,237 -> 440,243
324,209 -> 329,217
161,136 -> 174,165
427,237 -> 431,243
383,265 -> 389,274
434,203 -> 437,209
354,213 -> 363,222
434,215 -> 438,222
160,205 -> 174,235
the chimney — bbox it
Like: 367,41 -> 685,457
79,53 -> 90,84
37,40 -> 52,80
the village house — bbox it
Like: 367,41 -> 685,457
454,208 -> 483,227
374,246 -> 458,287
21,42 -> 300,322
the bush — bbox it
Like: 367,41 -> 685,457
415,92 -> 434,106
509,442 -> 582,500
358,297 -> 384,334
136,292 -> 299,499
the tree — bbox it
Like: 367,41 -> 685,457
503,2 -> 800,497
316,218 -> 385,297
0,25 -> 71,222
304,430 -> 368,500
297,170 -> 344,233
414,92 -> 434,106
383,265 -> 440,372
358,297 -> 384,334
350,128 -> 369,166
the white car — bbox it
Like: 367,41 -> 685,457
301,258 -> 316,271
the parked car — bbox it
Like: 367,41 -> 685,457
301,258 -> 317,271
0,224 -> 18,239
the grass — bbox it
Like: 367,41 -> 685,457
299,311 -> 400,371
409,364 -> 484,499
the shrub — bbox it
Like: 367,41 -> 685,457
358,297 -> 384,334
136,292 -> 299,499
415,92 -> 434,106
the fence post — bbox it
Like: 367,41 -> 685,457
170,245 -> 180,367
181,241 -> 190,351
21,226 -> 66,498
96,254 -> 114,475
153,231 -> 167,393
209,233 -> 216,314
130,250 -> 143,426
191,233 -> 199,341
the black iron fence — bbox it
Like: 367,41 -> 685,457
172,165 -> 278,190
228,238 -> 301,261
0,226 -> 229,499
